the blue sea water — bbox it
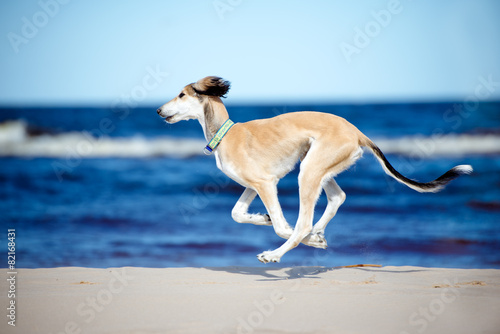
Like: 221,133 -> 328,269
0,102 -> 499,269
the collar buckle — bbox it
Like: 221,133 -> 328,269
203,146 -> 213,155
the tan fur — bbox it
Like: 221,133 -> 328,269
159,87 -> 363,262
218,112 -> 364,185
192,77 -> 216,93
157,76 -> 472,263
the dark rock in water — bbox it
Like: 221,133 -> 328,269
468,200 -> 500,212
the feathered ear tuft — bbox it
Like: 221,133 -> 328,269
192,76 -> 231,98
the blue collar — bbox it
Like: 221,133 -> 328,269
203,119 -> 235,155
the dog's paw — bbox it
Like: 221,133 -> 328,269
257,251 -> 281,264
302,232 -> 328,249
263,214 -> 273,226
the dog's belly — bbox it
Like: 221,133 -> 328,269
266,142 -> 309,179
216,137 -> 310,188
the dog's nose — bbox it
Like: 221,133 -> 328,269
156,108 -> 162,115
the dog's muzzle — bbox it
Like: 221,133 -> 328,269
157,107 -> 176,123
157,108 -> 168,119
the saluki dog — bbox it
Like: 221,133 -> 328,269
157,76 -> 472,263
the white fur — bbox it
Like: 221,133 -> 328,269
157,78 -> 471,263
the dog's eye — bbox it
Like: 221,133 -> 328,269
178,92 -> 185,98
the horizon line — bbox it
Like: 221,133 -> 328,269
1,98 -> 499,109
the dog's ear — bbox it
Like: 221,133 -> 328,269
192,76 -> 231,98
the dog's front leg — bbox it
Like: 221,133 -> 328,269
253,182 -> 294,239
231,188 -> 272,226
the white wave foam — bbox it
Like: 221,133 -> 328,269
0,120 -> 27,143
0,120 -> 205,158
374,134 -> 500,156
0,120 -> 498,158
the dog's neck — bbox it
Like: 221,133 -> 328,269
199,97 -> 230,143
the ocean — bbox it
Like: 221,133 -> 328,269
1,102 -> 499,269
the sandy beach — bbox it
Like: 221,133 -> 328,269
1,265 -> 499,334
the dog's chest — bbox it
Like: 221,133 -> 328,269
215,152 -> 247,186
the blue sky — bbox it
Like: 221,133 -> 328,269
0,0 -> 499,106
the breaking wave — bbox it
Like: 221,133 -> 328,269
0,120 -> 498,158
0,120 -> 205,158
372,135 -> 500,157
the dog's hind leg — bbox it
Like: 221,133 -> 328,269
231,188 -> 272,226
257,142 -> 360,263
301,178 -> 345,248
313,178 -> 345,234
257,150 -> 324,263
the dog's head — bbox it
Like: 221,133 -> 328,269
157,76 -> 230,123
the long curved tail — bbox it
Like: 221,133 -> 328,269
359,135 -> 473,193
